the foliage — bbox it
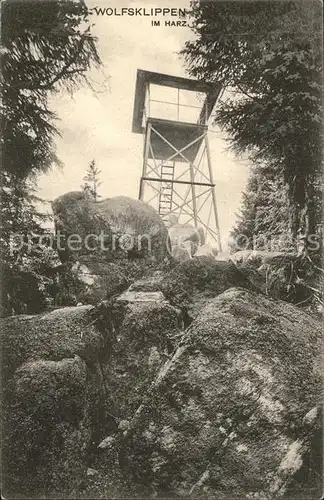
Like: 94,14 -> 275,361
236,252 -> 323,316
0,174 -> 47,260
182,0 -> 322,242
82,159 -> 102,201
1,0 -> 101,180
0,0 -> 101,315
230,163 -> 292,252
265,254 -> 323,313
182,0 -> 323,312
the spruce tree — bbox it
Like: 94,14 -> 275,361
0,0 -> 101,315
82,160 -> 102,201
182,0 -> 322,248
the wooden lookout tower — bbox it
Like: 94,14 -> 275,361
132,69 -> 222,250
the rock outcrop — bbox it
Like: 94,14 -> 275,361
52,192 -> 169,263
1,294 -> 181,498
2,268 -> 321,499
102,290 -> 181,420
114,288 -> 322,498
158,255 -> 258,319
1,305 -> 110,498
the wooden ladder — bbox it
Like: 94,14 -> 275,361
158,163 -> 174,219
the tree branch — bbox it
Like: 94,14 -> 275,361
235,83 -> 264,105
8,33 -> 88,91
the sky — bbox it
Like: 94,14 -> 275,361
37,0 -> 250,249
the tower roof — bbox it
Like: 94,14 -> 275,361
132,69 -> 221,133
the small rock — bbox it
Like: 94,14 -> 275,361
303,406 -> 318,426
172,244 -> 192,263
116,290 -> 166,304
86,467 -> 99,477
195,243 -> 214,257
98,435 -> 116,449
118,419 -> 130,431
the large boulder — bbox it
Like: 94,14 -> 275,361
158,255 -> 258,319
168,223 -> 204,245
52,192 -> 169,263
102,290 -> 182,420
116,288 -> 322,498
1,305 -> 111,498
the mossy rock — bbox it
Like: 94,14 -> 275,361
1,305 -> 111,498
101,291 -> 182,420
158,255 -> 258,318
118,288 -> 322,498
52,192 -> 169,263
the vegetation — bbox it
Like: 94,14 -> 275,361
82,159 -> 102,200
182,0 -> 322,312
1,0 -> 101,315
182,0 -> 322,248
229,163 -> 291,252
